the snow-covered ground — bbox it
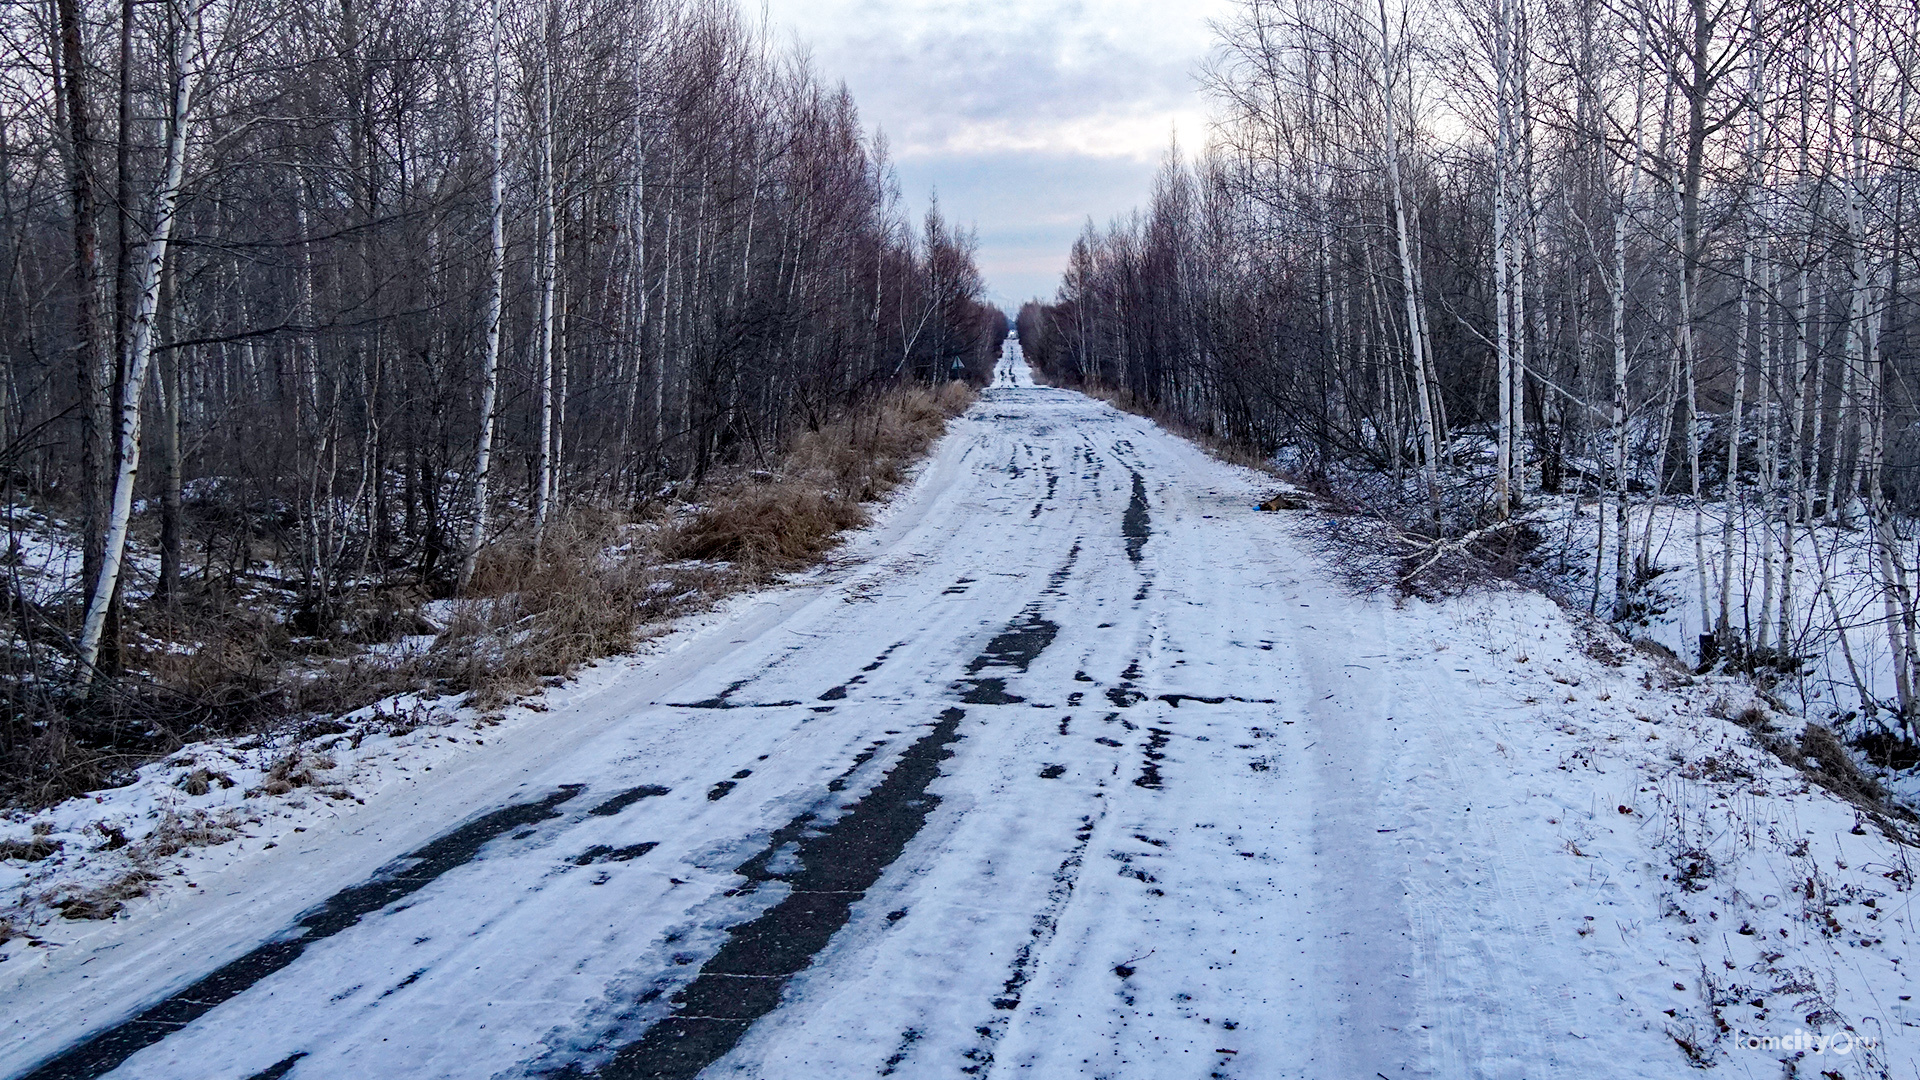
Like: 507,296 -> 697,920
1518,490 -> 1920,808
1,339 -> 1914,1079
3,503 -> 96,608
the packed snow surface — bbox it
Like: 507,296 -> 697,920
3,339 -> 1914,1079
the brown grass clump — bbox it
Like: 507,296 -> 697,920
175,766 -> 235,796
0,381 -> 976,809
0,837 -> 60,861
440,513 -> 732,706
663,382 -> 974,575
249,747 -> 336,797
1797,724 -> 1888,805
444,381 -> 976,707
665,485 -> 867,571
1732,716 -> 1916,840
138,808 -> 242,859
52,868 -> 159,921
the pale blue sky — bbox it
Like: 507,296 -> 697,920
762,0 -> 1231,308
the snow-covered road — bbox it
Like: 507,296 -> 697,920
8,340 -> 1909,1079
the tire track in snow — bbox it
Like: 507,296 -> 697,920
543,586 -> 1072,1079
17,785 -> 588,1080
943,808 -> 1103,1078
583,708 -> 970,1080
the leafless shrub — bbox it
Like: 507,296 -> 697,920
1281,467 -> 1550,599
1302,512 -> 1408,595
1301,506 -> 1545,599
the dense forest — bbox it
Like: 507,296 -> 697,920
0,0 -> 1002,797
1020,0 -> 1920,727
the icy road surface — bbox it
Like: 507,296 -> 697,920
4,340 -> 1855,1079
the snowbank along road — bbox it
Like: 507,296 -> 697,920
5,339 -> 1907,1079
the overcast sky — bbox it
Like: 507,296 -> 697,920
761,0 -> 1233,310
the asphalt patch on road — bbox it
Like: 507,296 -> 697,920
822,641 -> 912,699
668,696 -> 802,710
588,785 -> 672,816
1044,541 -> 1081,596
19,785 -> 587,1080
1123,471 -> 1150,564
1105,658 -> 1146,708
578,599 -> 1067,1077
1157,693 -> 1277,708
863,642 -> 909,672
242,1052 -> 308,1080
667,678 -> 799,710
827,740 -> 890,792
1135,728 -> 1171,789
957,609 -> 1060,705
587,709 -> 967,1080
572,843 -> 660,866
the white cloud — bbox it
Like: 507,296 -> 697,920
761,0 -> 1230,304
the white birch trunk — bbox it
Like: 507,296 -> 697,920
1492,0 -> 1513,519
460,0 -> 507,589
78,9 -> 197,678
1610,30 -> 1648,617
532,42 -> 558,551
1756,235 -> 1778,650
1374,0 -> 1440,522
1719,242 -> 1748,641
1508,0 -> 1530,506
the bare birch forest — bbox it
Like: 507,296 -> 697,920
0,0 -> 1002,798
1020,0 -> 1920,736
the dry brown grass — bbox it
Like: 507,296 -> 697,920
437,514 -> 732,707
1797,723 -> 1891,807
0,382 -> 977,810
0,837 -> 59,861
664,485 -> 867,571
664,383 -> 972,575
50,868 -> 159,920
439,381 -> 976,708
138,807 -> 243,859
